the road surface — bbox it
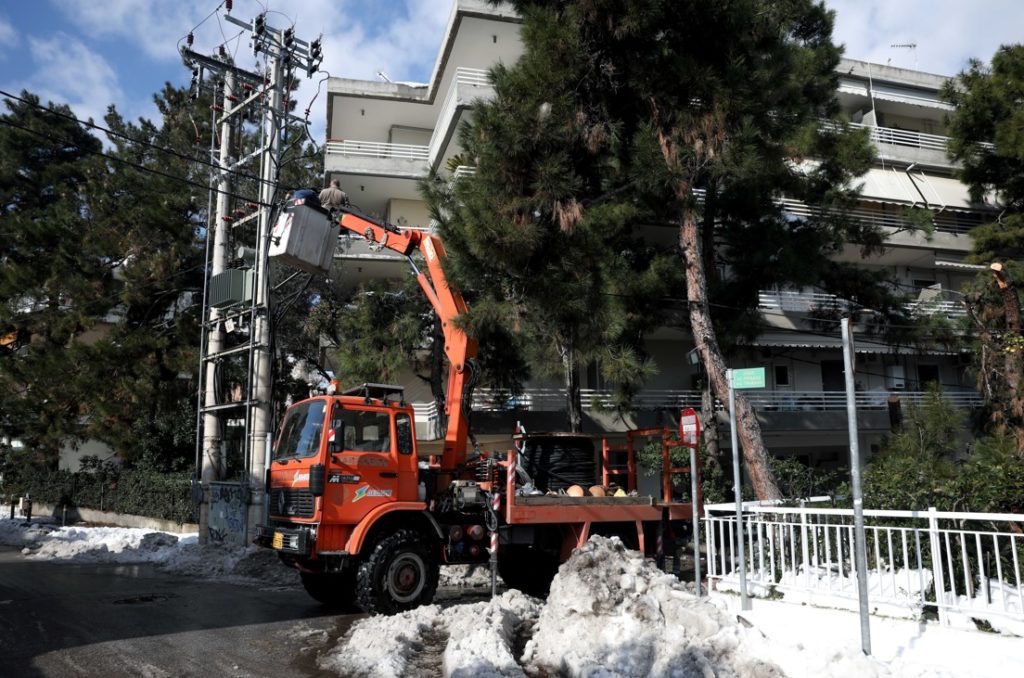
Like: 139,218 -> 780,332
0,546 -> 354,677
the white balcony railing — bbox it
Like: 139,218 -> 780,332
324,140 -> 429,161
850,122 -> 950,153
440,388 -> 983,414
759,289 -> 967,318
778,197 -> 983,235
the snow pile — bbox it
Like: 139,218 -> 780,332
440,563 -> 496,589
319,590 -> 540,678
521,536 -> 788,677
941,579 -> 1024,637
0,515 -> 296,586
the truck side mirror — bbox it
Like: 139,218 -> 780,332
309,464 -> 325,497
327,421 -> 345,453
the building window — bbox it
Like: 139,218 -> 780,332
774,365 -> 790,387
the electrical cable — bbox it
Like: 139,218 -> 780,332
0,89 -> 272,191
0,117 -> 271,209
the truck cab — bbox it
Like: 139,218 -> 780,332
258,384 -> 425,559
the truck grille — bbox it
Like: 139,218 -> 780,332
270,488 -> 315,518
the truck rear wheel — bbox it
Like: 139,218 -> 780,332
356,529 -> 439,615
299,567 -> 357,611
498,545 -> 560,597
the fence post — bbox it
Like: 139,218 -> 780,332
800,499 -> 811,587
927,506 -> 949,626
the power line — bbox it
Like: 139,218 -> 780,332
0,116 -> 272,209
0,88 -> 273,192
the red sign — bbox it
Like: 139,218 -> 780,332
679,408 -> 700,449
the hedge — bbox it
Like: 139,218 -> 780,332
10,468 -> 196,525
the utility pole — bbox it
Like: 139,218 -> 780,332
186,7 -> 323,544
200,70 -> 235,487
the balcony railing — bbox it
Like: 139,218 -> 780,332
419,387 -> 983,414
324,140 -> 429,161
850,122 -> 949,153
778,197 -> 983,235
759,289 -> 967,318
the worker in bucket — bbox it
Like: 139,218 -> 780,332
319,179 -> 349,216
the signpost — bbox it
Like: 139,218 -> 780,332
679,408 -> 702,595
841,318 -> 872,655
727,366 -> 764,611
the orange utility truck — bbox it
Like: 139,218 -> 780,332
256,202 -> 701,613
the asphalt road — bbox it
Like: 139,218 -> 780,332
0,546 -> 357,677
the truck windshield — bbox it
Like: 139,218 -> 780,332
275,400 -> 327,460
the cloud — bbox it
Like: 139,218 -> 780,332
826,0 -> 1024,76
17,34 -> 124,128
0,14 -> 17,57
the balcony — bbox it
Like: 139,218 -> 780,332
413,387 -> 980,416
324,140 -> 430,178
428,68 -> 495,169
848,122 -> 994,169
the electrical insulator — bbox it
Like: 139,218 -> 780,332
254,13 -> 265,36
310,38 -> 321,61
225,0 -> 232,12
218,44 -> 226,57
283,28 -> 294,47
186,32 -> 193,47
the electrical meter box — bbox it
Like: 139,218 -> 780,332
268,203 -> 336,275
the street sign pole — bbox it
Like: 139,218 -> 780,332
842,317 -> 872,655
679,408 -> 702,596
727,369 -> 751,611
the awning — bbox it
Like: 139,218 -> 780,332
855,168 -> 994,212
870,83 -> 953,111
857,167 -> 922,204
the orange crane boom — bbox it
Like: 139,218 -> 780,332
336,208 -> 478,471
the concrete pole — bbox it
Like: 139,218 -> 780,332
199,71 -> 235,542
248,50 -> 283,540
841,317 -> 872,655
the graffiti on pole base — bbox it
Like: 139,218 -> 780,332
208,482 -> 248,546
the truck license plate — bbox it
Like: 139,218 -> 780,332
272,532 -> 284,549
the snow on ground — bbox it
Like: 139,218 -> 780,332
0,512 -> 296,586
4,513 -> 1024,677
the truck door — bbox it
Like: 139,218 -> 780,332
325,404 -> 399,524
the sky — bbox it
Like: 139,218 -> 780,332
0,0 -> 1022,143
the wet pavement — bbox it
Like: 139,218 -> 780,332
0,546 -> 355,677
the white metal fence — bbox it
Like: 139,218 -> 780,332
324,140 -> 430,161
705,501 -> 1024,630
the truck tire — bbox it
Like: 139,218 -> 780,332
356,529 -> 439,615
299,568 -> 357,611
498,545 -> 560,597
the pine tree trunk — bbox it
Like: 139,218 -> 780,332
558,334 -> 583,433
679,206 -> 781,500
990,264 -> 1024,447
700,383 -> 720,467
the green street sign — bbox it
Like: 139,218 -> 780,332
732,367 -> 766,390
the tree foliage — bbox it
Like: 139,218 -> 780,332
943,44 -> 1024,446
0,87 -> 206,469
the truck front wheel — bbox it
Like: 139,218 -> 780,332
356,529 -> 439,615
299,567 -> 358,610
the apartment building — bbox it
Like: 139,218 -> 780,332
321,0 -> 989,464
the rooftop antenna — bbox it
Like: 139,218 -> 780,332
890,43 -> 918,70
376,70 -> 392,83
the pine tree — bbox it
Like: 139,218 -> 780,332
943,44 -> 1024,448
499,0 -> 881,498
427,3 -> 684,431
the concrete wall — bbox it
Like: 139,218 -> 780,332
32,502 -> 198,534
